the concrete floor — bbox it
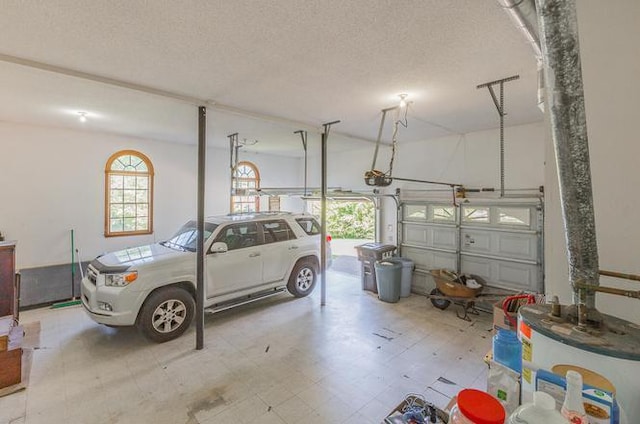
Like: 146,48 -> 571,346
0,268 -> 493,424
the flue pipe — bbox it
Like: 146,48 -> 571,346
536,0 -> 600,318
498,0 -> 545,110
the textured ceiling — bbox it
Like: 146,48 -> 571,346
0,0 -> 542,156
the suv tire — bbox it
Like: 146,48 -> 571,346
137,286 -> 195,343
287,259 -> 317,298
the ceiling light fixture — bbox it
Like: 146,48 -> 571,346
398,94 -> 408,108
240,138 -> 258,146
78,112 -> 87,122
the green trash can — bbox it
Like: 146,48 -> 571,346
386,257 -> 414,298
374,260 -> 402,303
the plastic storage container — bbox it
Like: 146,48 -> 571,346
374,260 -> 401,303
493,328 -> 522,374
507,391 -> 566,424
449,389 -> 506,424
386,257 -> 414,297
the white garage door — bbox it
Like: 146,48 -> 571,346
400,196 -> 543,295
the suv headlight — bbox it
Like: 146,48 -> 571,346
104,271 -> 138,287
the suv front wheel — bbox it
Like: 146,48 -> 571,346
287,259 -> 317,298
137,286 -> 195,343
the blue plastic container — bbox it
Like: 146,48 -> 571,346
493,328 -> 522,374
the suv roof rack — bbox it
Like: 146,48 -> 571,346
226,211 -> 292,217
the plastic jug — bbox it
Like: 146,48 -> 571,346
561,370 -> 588,424
492,328 -> 522,374
508,391 -> 567,424
449,389 -> 506,424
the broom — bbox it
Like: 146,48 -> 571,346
51,229 -> 83,309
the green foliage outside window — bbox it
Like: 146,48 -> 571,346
326,202 -> 375,239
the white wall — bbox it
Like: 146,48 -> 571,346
234,151 -> 305,213
308,122 -> 545,189
307,122 -> 546,243
544,1 -> 640,324
0,122 -> 302,269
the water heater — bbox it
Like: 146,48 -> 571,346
518,304 -> 640,423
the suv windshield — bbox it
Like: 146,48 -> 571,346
161,221 -> 218,252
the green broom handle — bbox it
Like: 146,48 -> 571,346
71,229 -> 75,299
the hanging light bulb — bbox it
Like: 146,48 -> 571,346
78,112 -> 87,122
398,94 -> 408,108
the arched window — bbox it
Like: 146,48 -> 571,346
231,161 -> 260,213
105,150 -> 154,237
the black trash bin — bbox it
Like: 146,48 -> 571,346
355,243 -> 396,293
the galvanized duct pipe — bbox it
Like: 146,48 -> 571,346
497,0 -> 545,110
536,0 -> 599,312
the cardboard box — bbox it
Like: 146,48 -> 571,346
0,315 -> 13,352
0,347 -> 22,389
385,395 -> 448,423
493,301 -> 517,331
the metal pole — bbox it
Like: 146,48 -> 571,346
196,106 -> 206,350
456,204 -> 463,275
228,133 -> 238,203
303,133 -> 307,196
477,75 -> 519,198
320,130 -> 327,307
499,82 -> 505,197
536,0 -> 600,315
294,130 -> 308,196
370,110 -> 388,171
392,177 -> 461,187
320,120 -> 340,307
599,270 -> 640,282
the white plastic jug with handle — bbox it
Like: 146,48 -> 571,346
508,391 -> 567,424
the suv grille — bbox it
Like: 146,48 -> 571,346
87,264 -> 98,285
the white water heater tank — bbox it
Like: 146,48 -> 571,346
518,305 -> 640,423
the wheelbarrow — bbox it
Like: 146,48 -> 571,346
427,269 -> 514,321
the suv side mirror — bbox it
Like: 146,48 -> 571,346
210,242 -> 228,254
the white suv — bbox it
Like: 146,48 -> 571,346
81,212 -> 329,342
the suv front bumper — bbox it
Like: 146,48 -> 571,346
81,274 -> 142,326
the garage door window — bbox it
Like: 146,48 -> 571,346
431,205 -> 455,222
462,206 -> 490,223
232,161 -> 260,213
498,207 -> 531,226
404,205 -> 427,220
105,150 -> 154,237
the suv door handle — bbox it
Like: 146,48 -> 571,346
289,246 -> 299,250
249,252 -> 261,257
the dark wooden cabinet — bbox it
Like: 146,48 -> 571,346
0,241 -> 18,318
1,242 -> 22,390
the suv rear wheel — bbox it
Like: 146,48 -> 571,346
287,259 -> 317,298
137,286 -> 195,343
